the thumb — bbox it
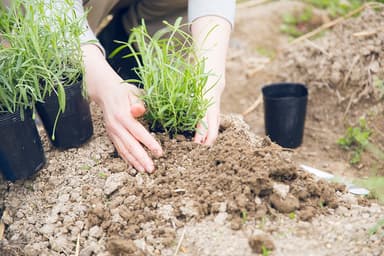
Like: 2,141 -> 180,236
127,85 -> 146,118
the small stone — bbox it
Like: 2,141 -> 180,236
80,241 -> 100,256
58,194 -> 70,203
40,224 -> 55,236
89,225 -> 103,239
230,217 -> 243,230
46,214 -> 59,224
270,193 -> 299,213
214,212 -> 228,225
180,200 -> 198,218
134,239 -> 147,252
50,235 -> 70,252
218,202 -> 227,212
248,235 -> 275,253
158,205 -> 174,220
104,172 -> 129,196
273,183 -> 290,199
254,197 -> 262,205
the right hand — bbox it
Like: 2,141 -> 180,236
82,44 -> 163,173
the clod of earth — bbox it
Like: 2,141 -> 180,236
248,234 -> 275,254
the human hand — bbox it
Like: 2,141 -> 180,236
191,15 -> 231,146
83,44 -> 163,173
194,94 -> 221,145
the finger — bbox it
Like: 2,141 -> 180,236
107,118 -> 155,173
194,119 -> 208,144
203,118 -> 219,146
126,85 -> 146,118
110,133 -> 146,173
117,114 -> 163,158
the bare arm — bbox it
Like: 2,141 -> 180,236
191,16 -> 232,145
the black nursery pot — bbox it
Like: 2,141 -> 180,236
262,83 -> 308,148
0,109 -> 46,181
36,80 -> 93,149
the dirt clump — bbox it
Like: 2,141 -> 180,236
248,234 -> 275,254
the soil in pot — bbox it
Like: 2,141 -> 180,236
0,109 -> 45,181
36,80 -> 93,149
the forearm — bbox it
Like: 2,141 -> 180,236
82,44 -> 121,106
191,15 -> 231,97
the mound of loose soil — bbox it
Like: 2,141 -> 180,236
0,106 -> 343,255
277,8 -> 384,99
272,8 -> 384,175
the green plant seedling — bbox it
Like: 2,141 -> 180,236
288,212 -> 296,220
81,164 -> 92,171
262,245 -> 271,256
280,7 -> 314,38
110,17 -> 214,135
241,210 -> 248,224
338,118 -> 384,164
98,172 -> 108,179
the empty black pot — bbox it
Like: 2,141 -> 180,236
36,80 -> 93,149
0,109 -> 45,181
262,83 -> 308,148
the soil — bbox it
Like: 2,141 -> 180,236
1,1 -> 384,256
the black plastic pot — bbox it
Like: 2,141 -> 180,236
36,80 -> 93,149
262,83 -> 308,148
0,109 -> 46,181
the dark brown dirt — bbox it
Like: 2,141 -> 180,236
88,115 -> 342,254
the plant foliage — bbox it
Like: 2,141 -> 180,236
0,0 -> 85,117
111,18 -> 213,135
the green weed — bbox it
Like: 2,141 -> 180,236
241,210 -> 248,224
111,18 -> 213,135
338,118 -> 384,164
98,172 -> 108,179
81,165 -> 92,171
255,47 -> 276,59
288,212 -> 296,220
262,245 -> 271,256
280,7 -> 314,37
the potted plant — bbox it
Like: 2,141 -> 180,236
31,0 -> 94,149
111,18 -> 213,137
1,0 -> 93,150
0,41 -> 46,181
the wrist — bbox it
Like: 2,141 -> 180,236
82,44 -> 123,105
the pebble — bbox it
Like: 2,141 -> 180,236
104,172 -> 129,196
89,225 -> 103,239
50,235 -> 70,252
214,212 -> 228,225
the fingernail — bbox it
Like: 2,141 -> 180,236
147,164 -> 155,174
153,149 -> 163,157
